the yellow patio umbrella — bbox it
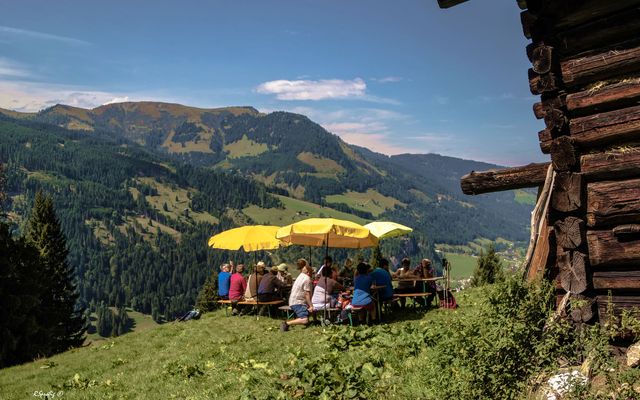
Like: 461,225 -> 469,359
208,225 -> 284,306
364,221 -> 413,240
276,217 -> 378,250
207,225 -> 282,252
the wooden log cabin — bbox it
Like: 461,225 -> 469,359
438,0 -> 640,326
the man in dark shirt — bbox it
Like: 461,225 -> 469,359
258,266 -> 284,302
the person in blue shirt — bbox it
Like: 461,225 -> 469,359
370,258 -> 394,301
217,264 -> 231,299
352,262 -> 376,322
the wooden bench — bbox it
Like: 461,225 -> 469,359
239,299 -> 284,318
313,307 -> 341,325
217,299 -> 235,316
393,292 -> 433,310
278,305 -> 293,319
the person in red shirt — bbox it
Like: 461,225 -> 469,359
229,264 -> 247,315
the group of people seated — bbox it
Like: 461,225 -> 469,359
216,260 -> 294,315
215,255 -> 437,328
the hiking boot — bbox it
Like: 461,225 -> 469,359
280,321 -> 289,332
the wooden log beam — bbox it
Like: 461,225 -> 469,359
593,270 -> 640,290
529,69 -> 559,95
436,0 -> 469,8
569,104 -> 640,149
587,179 -> 640,227
558,250 -> 588,294
533,96 -> 566,120
566,78 -> 640,117
522,1 -> 640,38
581,148 -> 640,181
527,44 -> 554,74
557,8 -> 640,59
554,0 -> 640,31
597,295 -> 640,323
460,162 -> 550,195
551,173 -> 582,213
588,229 -> 640,267
570,294 -> 594,323
614,224 -> 640,237
555,217 -> 585,250
550,136 -> 578,171
561,46 -> 640,88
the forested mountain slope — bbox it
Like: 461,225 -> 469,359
0,102 -> 536,319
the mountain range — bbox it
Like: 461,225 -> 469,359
0,101 -> 535,319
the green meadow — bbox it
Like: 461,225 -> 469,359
2,279 -> 636,400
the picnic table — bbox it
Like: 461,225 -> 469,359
391,277 -> 443,310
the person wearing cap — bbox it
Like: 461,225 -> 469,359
244,261 -> 266,301
258,265 -> 284,302
255,265 -> 284,316
276,263 -> 293,285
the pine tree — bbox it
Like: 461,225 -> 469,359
195,273 -> 218,312
0,216 -> 44,367
26,191 -> 86,355
471,244 -> 505,287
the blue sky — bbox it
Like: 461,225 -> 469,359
0,0 -> 547,165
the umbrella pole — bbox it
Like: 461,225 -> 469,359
254,252 -> 258,319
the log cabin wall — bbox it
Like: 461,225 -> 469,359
440,0 -> 640,326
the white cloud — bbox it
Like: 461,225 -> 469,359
0,25 -> 90,46
372,76 -> 403,83
0,58 -> 32,78
276,106 -> 413,155
0,81 -> 156,112
104,96 -> 131,105
338,132 -> 413,155
256,78 -> 366,101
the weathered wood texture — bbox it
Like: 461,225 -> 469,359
569,104 -> 640,149
558,250 -> 588,294
570,294 -> 594,323
551,173 -> 582,212
587,179 -> 640,227
533,96 -> 566,120
581,149 -> 640,181
597,295 -> 640,323
588,229 -> 640,267
527,223 -> 555,282
593,270 -> 640,290
529,69 -> 559,95
555,217 -> 585,250
556,8 -> 640,58
561,46 -> 640,87
614,224 -> 640,237
550,136 -> 578,171
528,44 -> 554,74
566,78 -> 640,116
460,162 -> 550,195
522,0 -> 640,38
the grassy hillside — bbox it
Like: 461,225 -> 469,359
2,279 -> 634,400
243,194 -> 368,225
85,308 -> 160,345
0,290 -> 485,400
